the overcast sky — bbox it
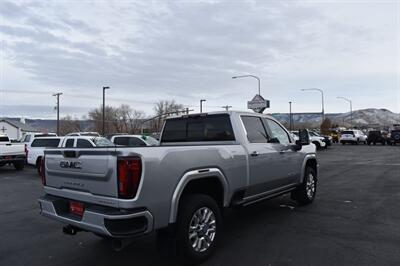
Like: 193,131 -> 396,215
0,0 -> 398,119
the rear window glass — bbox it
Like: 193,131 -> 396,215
114,137 -> 146,147
162,114 -> 235,143
0,136 -> 9,142
31,138 -> 61,147
342,131 -> 354,135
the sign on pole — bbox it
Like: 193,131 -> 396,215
247,94 -> 270,113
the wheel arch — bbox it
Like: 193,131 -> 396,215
169,168 -> 229,224
300,155 -> 318,183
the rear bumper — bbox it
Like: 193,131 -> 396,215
38,194 -> 153,238
0,155 -> 26,163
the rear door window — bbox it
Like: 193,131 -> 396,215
76,139 -> 93,148
31,138 -> 61,147
241,116 -> 269,143
65,139 -> 74,148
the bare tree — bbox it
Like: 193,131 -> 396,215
60,115 -> 81,135
88,105 -> 146,135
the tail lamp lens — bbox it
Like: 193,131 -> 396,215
40,156 -> 46,185
117,157 -> 142,199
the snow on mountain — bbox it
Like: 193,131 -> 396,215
272,108 -> 400,127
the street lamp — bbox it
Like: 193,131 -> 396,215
102,86 -> 110,136
337,96 -> 353,127
200,99 -> 206,113
53,92 -> 62,135
289,101 -> 293,131
232,75 -> 261,95
301,88 -> 325,122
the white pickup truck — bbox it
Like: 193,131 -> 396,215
0,135 -> 26,170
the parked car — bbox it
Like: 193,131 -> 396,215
0,134 -> 25,170
310,131 -> 332,147
291,130 -> 326,150
367,131 -> 388,145
60,136 -> 114,148
339,130 -> 367,145
388,129 -> 400,145
109,134 -> 159,147
20,132 -> 57,144
39,111 -> 318,264
27,137 -> 64,175
66,132 -> 101,137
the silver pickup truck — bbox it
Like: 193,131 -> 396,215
39,111 -> 318,264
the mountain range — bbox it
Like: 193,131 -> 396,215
2,108 -> 400,133
271,108 -> 400,128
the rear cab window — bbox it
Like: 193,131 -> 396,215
31,138 -> 61,147
161,114 -> 235,143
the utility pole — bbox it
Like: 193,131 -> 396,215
102,86 -> 110,136
53,92 -> 62,135
200,99 -> 206,113
289,101 -> 292,131
221,105 -> 232,111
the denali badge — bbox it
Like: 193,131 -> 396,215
60,161 -> 82,169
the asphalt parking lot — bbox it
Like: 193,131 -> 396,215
1,144 -> 399,266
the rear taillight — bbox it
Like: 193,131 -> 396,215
40,156 -> 46,185
69,201 -> 84,216
117,157 -> 142,199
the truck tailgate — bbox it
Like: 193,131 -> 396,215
44,148 -> 118,197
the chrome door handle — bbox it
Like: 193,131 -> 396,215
251,151 -> 259,157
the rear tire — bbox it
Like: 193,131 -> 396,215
157,194 -> 222,265
36,157 -> 42,176
291,167 -> 317,205
13,161 -> 24,171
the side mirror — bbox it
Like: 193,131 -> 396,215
298,129 -> 310,145
292,140 -> 302,151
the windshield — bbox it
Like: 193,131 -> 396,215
309,132 -> 319,136
92,137 -> 115,147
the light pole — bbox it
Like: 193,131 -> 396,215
102,86 -> 110,136
232,75 -> 261,95
337,96 -> 353,127
200,99 -> 206,113
301,88 -> 324,122
289,101 -> 292,131
221,105 -> 232,111
53,92 -> 62,135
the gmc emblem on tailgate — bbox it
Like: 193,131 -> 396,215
60,161 -> 82,169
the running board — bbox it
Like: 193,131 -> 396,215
233,186 -> 297,207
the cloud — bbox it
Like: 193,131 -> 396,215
0,0 -> 398,116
